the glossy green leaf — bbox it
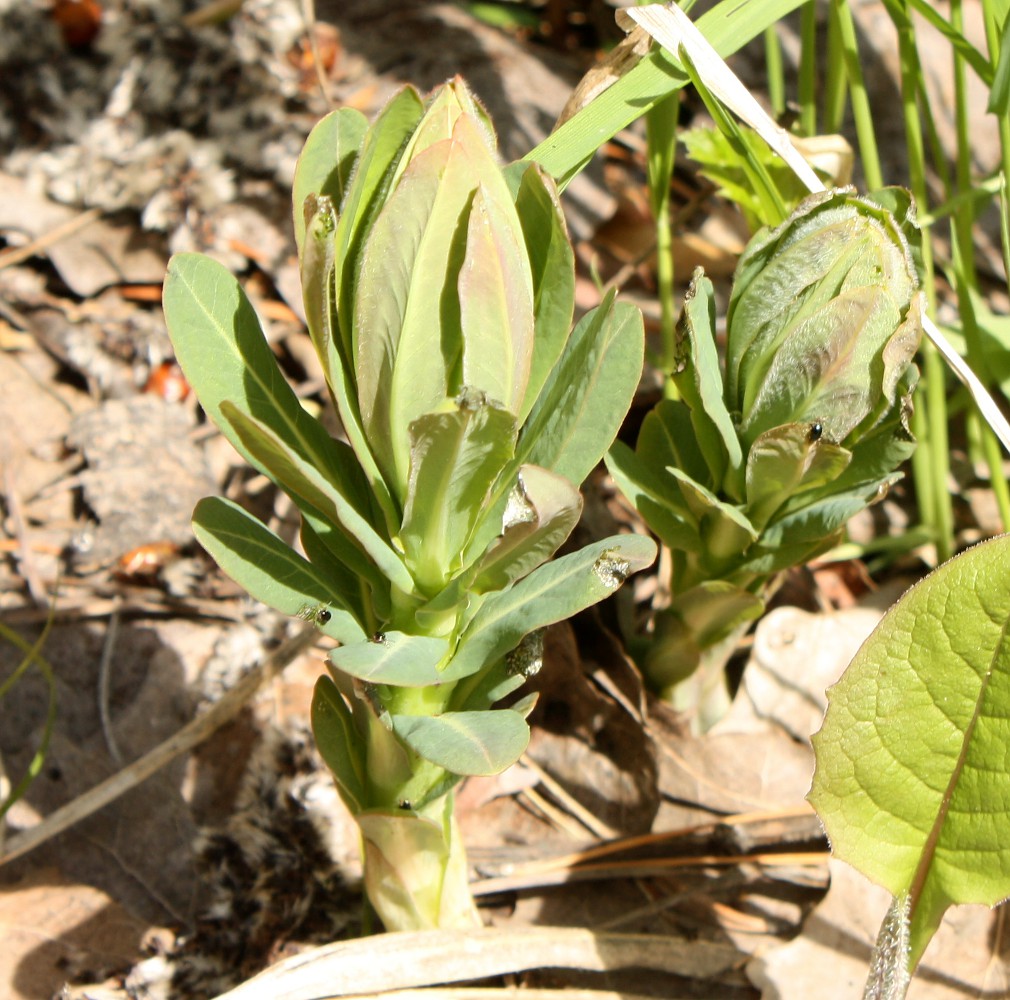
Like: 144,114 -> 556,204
450,533 -> 657,679
459,183 -> 534,416
391,709 -> 530,776
292,107 -> 367,254
513,163 -> 575,423
312,675 -> 368,813
298,515 -> 377,627
520,292 -> 644,487
400,396 -> 518,595
330,633 -> 450,687
471,464 -> 583,594
192,496 -> 365,644
810,534 -> 1010,969
219,401 -> 416,597
163,254 -> 349,490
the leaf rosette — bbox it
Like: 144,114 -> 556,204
607,188 -> 922,712
164,78 -> 653,929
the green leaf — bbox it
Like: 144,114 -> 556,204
810,535 -> 1010,969
605,442 -> 702,554
520,292 -> 644,487
459,183 -> 535,416
471,464 -> 583,594
219,401 -> 416,597
744,423 -> 852,530
400,396 -> 518,595
333,86 -> 425,359
192,497 -> 366,644
292,107 -> 367,255
300,198 -> 400,537
672,271 -> 741,490
988,8 -> 1010,114
390,709 -> 530,776
298,515 -> 377,627
312,676 -> 368,813
329,633 -> 450,687
525,0 -> 808,189
450,533 -> 657,679
513,164 -> 575,423
164,254 -> 350,491
667,468 -> 758,564
637,398 -> 712,493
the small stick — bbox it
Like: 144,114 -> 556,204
0,623 -> 319,868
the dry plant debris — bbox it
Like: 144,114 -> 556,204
1,1 -> 1007,998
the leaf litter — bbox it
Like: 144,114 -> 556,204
0,1 -> 1005,998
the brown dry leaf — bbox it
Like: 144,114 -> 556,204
718,602 -> 889,742
526,620 -> 659,838
0,865 -> 148,999
749,859 -> 1010,998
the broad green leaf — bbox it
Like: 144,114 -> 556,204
471,464 -> 583,594
219,401 -> 416,597
400,398 -> 518,595
525,0 -> 808,189
450,533 -> 657,679
312,676 -> 367,813
292,107 -> 367,254
513,163 -> 575,423
672,271 -> 740,489
163,254 -> 349,491
192,497 -> 366,644
390,709 -> 530,776
333,86 -> 425,358
810,534 -> 1010,969
459,184 -> 534,416
520,292 -> 644,488
330,633 -> 450,687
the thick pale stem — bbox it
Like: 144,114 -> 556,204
356,791 -> 481,931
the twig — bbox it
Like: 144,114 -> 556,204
0,623 -> 319,867
0,207 -> 102,272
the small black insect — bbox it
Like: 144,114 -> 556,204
809,422 -> 823,442
398,799 -> 412,811
316,609 -> 331,624
370,632 -> 386,644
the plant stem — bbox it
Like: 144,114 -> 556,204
882,0 -> 953,559
798,1 -> 818,136
646,93 -> 680,377
764,23 -> 785,118
831,0 -> 884,189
